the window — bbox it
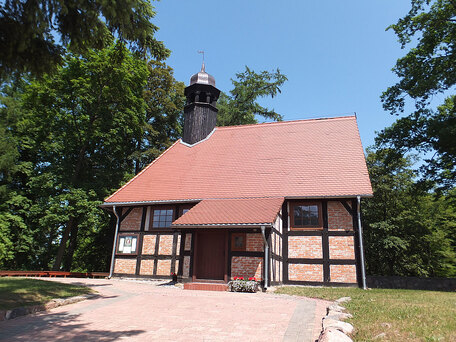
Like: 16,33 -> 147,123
231,233 -> 246,251
179,204 -> 194,218
151,208 -> 174,228
291,202 -> 322,229
117,235 -> 138,254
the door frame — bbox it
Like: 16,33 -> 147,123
192,229 -> 229,283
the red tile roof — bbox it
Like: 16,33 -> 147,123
105,116 -> 372,204
172,197 -> 284,226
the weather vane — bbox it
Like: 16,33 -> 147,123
197,50 -> 205,62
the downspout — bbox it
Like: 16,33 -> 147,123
357,196 -> 367,290
108,206 -> 121,279
261,226 -> 269,289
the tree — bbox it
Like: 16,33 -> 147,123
0,77 -> 34,269
0,0 -> 168,78
0,43 -> 148,270
362,148 -> 456,277
132,60 -> 185,173
380,0 -> 456,191
0,42 -> 186,271
216,66 -> 287,126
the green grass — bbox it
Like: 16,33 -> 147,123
276,286 -> 456,342
0,278 -> 93,310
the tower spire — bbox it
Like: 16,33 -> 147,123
197,50 -> 205,72
182,60 -> 220,145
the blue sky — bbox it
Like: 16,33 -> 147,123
153,1 -> 412,150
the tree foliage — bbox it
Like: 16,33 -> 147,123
363,148 -> 456,277
0,43 -> 184,271
216,66 -> 287,126
0,0 -> 168,78
380,0 -> 456,190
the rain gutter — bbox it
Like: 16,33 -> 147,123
108,206 -> 120,279
357,196 -> 367,289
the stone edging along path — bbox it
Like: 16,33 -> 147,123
318,296 -> 354,342
0,293 -> 98,321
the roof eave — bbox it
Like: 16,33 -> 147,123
100,199 -> 202,208
101,194 -> 374,209
171,223 -> 274,228
285,194 -> 373,199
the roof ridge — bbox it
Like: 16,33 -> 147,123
216,115 -> 356,130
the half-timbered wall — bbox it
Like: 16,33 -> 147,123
113,204 -> 193,279
113,198 -> 361,287
283,199 -> 360,286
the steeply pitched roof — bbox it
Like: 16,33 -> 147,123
172,197 -> 284,227
104,116 -> 372,204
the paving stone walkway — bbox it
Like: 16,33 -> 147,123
0,278 -> 326,341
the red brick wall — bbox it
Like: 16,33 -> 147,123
142,235 -> 156,255
330,265 -> 357,283
328,201 -> 353,230
114,258 -> 136,274
157,260 -> 171,276
246,233 -> 263,252
288,236 -> 322,259
139,260 -> 154,275
329,236 -> 355,259
158,235 -> 173,255
289,264 -> 323,282
120,208 -> 142,231
231,256 -> 263,280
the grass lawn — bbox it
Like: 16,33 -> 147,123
276,286 -> 456,342
0,277 -> 92,310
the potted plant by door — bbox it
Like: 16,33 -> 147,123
228,277 -> 259,292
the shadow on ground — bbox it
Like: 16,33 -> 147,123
157,281 -> 177,287
64,281 -> 113,288
0,312 -> 145,341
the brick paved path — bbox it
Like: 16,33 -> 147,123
0,278 -> 326,342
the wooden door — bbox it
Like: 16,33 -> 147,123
195,231 -> 226,280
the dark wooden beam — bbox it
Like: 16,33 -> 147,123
120,207 -> 134,222
284,280 -> 358,287
282,201 -> 289,283
171,232 -> 178,274
153,234 -> 160,275
322,200 -> 330,282
339,200 -> 355,217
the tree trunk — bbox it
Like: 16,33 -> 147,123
52,217 -> 76,270
63,222 -> 79,271
53,142 -> 88,271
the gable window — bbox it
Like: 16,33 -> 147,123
231,233 -> 246,251
151,208 -> 174,228
117,234 -> 138,254
291,202 -> 322,229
